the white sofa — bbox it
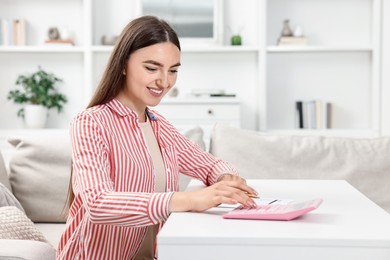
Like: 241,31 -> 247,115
1,124 -> 390,259
0,127 -> 205,259
209,124 -> 390,214
0,130 -> 69,259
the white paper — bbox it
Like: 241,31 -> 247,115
217,198 -> 294,209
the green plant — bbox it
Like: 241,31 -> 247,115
7,66 -> 67,117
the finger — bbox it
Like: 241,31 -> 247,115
215,186 -> 257,208
214,196 -> 238,206
245,192 -> 260,198
221,180 -> 259,198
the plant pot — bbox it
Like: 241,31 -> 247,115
24,104 -> 48,129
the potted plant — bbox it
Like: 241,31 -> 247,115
7,66 -> 67,128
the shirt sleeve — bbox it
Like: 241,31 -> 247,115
70,112 -> 173,227
170,126 -> 239,186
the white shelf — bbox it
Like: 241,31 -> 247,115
267,45 -> 373,53
181,45 -> 259,53
0,46 -> 84,53
0,0 -> 386,136
92,45 -> 259,53
262,0 -> 381,135
91,45 -> 113,52
161,97 -> 240,105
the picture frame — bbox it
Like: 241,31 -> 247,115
140,0 -> 223,45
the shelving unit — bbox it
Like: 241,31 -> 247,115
0,46 -> 85,53
0,0 -> 387,138
259,0 -> 382,137
266,46 -> 374,53
156,97 -> 241,148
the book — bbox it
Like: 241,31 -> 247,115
191,89 -> 225,97
326,102 -> 332,128
315,100 -> 323,129
44,39 -> 74,46
306,100 -> 316,129
13,19 -> 26,46
278,36 -> 308,46
302,101 -> 309,129
17,18 -> 26,46
1,18 -> 26,46
295,100 -> 332,129
1,18 -> 12,46
296,101 -> 303,129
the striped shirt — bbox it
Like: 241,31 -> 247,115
56,98 -> 238,259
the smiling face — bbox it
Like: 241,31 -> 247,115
117,42 -> 181,121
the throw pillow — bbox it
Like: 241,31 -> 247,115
180,126 -> 206,191
210,124 -> 390,213
0,206 -> 47,242
0,151 -> 11,191
0,183 -> 24,212
8,130 -> 71,222
182,126 -> 206,151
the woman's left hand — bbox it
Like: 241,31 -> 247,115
218,174 -> 259,198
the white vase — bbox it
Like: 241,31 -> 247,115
24,104 -> 48,129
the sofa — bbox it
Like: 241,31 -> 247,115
0,127 -> 205,259
1,124 -> 390,259
0,130 -> 69,260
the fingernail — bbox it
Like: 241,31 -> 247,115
247,200 -> 255,208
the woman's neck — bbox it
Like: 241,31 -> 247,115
116,94 -> 147,122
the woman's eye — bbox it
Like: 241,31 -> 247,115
145,67 -> 157,72
169,69 -> 178,74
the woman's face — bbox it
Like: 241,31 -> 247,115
120,42 -> 181,115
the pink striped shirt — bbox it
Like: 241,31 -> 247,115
57,99 -> 237,259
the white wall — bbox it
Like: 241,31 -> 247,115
381,0 -> 390,135
1,0 -> 389,135
92,0 -> 260,131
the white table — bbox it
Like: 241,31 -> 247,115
157,180 -> 390,260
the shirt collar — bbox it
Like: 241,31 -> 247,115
106,98 -> 158,121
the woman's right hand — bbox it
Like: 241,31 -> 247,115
169,180 -> 257,213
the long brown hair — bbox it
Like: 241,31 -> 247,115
64,16 -> 181,214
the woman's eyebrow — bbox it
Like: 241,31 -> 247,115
143,60 -> 181,68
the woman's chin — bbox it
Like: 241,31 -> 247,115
147,99 -> 163,107
147,94 -> 167,107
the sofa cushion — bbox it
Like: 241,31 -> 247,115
6,126 -> 204,223
179,126 -> 206,191
0,239 -> 56,260
35,223 -> 66,248
0,206 -> 48,242
182,126 -> 206,151
210,124 -> 390,213
8,131 -> 71,222
0,183 -> 24,211
0,151 -> 11,191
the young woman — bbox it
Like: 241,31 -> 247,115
57,16 -> 257,260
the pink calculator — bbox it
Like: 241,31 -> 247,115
223,198 -> 323,221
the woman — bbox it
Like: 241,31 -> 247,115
57,16 -> 257,259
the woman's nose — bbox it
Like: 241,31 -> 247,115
156,73 -> 169,88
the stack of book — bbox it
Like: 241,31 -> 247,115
295,100 -> 332,129
278,36 -> 307,46
44,39 -> 75,46
0,18 -> 26,46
